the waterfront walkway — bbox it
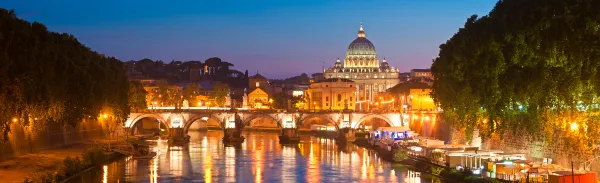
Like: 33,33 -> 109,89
0,144 -> 87,183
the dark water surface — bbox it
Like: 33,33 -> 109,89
67,131 -> 440,183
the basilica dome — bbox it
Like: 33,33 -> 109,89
347,37 -> 376,56
344,24 -> 379,68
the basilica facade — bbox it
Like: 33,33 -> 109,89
323,24 -> 400,108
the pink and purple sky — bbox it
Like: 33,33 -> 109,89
4,0 -> 497,79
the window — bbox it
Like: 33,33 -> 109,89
350,97 -> 353,101
256,82 -> 260,87
326,97 -> 329,101
326,103 -> 329,106
337,94 -> 342,102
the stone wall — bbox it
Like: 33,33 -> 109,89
0,119 -> 107,161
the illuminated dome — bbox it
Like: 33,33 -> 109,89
344,24 -> 379,68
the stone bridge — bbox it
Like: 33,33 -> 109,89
124,111 -> 407,135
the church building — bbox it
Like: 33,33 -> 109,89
323,24 -> 400,109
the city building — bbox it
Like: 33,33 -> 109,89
306,78 -> 356,111
248,87 -> 270,109
323,24 -> 400,107
410,69 -> 433,85
385,82 -> 436,111
249,72 -> 271,94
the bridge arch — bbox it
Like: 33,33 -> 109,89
183,114 -> 224,134
300,114 -> 339,130
243,113 -> 282,129
353,114 -> 394,129
127,113 -> 170,135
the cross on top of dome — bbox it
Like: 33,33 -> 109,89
358,23 -> 366,38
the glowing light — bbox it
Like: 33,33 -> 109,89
103,114 -> 108,118
103,165 -> 108,183
171,118 -> 182,128
12,118 -> 17,122
413,115 -> 419,120
570,122 -> 579,131
424,116 -> 430,121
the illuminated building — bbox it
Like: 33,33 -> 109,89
323,24 -> 400,105
306,78 -> 356,111
248,88 -> 270,109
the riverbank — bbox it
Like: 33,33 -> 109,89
353,138 -> 500,183
0,144 -> 87,183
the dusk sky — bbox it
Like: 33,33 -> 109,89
5,0 -> 497,79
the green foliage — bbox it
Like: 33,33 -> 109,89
211,81 -> 229,106
430,167 -> 444,176
0,9 -> 129,142
128,81 -> 148,111
182,83 -> 201,106
431,0 -> 600,138
153,81 -> 181,108
24,147 -> 108,183
392,148 -> 408,162
82,146 -> 107,166
58,156 -> 84,177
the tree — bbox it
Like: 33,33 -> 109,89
430,0 -> 600,140
211,82 -> 229,107
183,83 -> 201,106
273,92 -> 288,109
128,81 -> 148,111
291,96 -> 306,110
0,9 -> 129,142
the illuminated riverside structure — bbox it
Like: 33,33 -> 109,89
124,108 -> 441,143
323,24 -> 400,108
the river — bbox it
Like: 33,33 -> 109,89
67,131 -> 441,183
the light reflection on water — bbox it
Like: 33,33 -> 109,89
69,131 -> 440,183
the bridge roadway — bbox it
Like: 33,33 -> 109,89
124,108 -> 440,135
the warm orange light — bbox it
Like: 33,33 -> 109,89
197,102 -> 202,106
413,115 -> 419,120
425,116 -> 430,121
12,118 -> 17,122
570,122 -> 579,131
103,114 -> 108,118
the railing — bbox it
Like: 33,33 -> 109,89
581,155 -> 600,171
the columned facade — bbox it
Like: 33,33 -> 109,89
323,24 -> 400,109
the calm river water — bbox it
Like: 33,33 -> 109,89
67,131 -> 440,183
